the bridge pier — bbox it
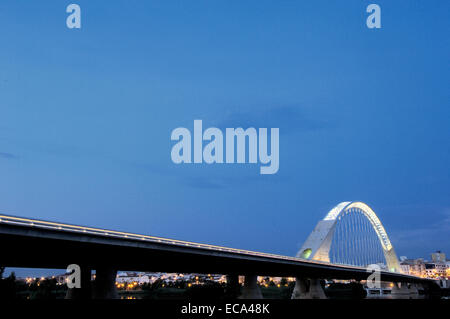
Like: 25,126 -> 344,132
93,267 -> 118,299
239,275 -> 263,299
408,283 -> 420,299
291,277 -> 308,299
391,282 -> 418,299
291,278 -> 326,299
225,275 -> 240,298
65,266 -> 92,299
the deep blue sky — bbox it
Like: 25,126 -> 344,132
0,1 -> 449,277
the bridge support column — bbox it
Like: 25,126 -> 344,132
438,279 -> 449,289
93,267 -> 118,299
225,275 -> 240,298
239,275 -> 263,299
291,277 -> 308,299
65,266 -> 92,299
416,282 -> 425,293
408,283 -> 420,299
391,282 -> 412,299
291,278 -> 326,299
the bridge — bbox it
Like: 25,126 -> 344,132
0,201 -> 437,299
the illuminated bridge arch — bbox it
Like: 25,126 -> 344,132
297,201 -> 401,272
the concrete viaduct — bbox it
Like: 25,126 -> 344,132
0,214 -> 437,299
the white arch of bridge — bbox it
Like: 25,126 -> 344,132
297,201 -> 401,273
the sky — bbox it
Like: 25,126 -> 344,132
0,1 -> 449,277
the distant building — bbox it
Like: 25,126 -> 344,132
431,251 -> 446,263
116,272 -> 154,285
399,251 -> 449,279
399,258 -> 426,277
114,272 -> 225,286
426,251 -> 447,278
54,273 -> 69,285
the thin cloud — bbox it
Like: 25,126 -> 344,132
184,172 -> 288,189
389,209 -> 450,257
185,177 -> 225,189
213,105 -> 331,134
0,152 -> 18,160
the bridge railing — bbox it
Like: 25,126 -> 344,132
0,213 -> 425,281
0,214 -> 312,263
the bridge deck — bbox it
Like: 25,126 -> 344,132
0,214 -> 432,284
